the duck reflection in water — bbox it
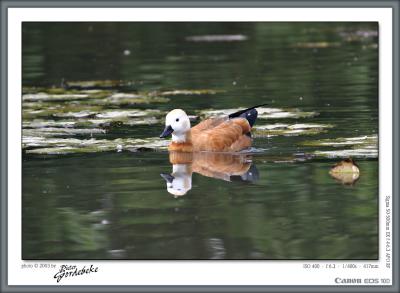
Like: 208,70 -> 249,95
161,151 -> 259,197
329,158 -> 360,185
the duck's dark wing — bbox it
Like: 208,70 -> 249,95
228,103 -> 268,127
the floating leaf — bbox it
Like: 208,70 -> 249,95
200,107 -> 319,120
95,109 -> 162,119
23,127 -> 106,138
23,93 -> 89,102
99,117 -> 161,127
253,123 -> 289,130
338,30 -> 378,42
23,89 -> 169,107
23,119 -> 78,129
287,124 -> 333,130
302,135 -> 377,147
254,123 -> 333,137
23,104 -> 103,119
87,94 -> 170,105
123,117 -> 160,126
54,110 -> 98,118
22,86 -> 47,94
254,124 -> 331,136
314,148 -> 377,159
158,89 -> 221,96
292,42 -> 340,48
186,35 -> 248,42
64,80 -> 134,89
303,135 -> 377,159
24,137 -> 169,155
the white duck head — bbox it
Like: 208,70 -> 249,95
160,164 -> 192,197
159,109 -> 191,143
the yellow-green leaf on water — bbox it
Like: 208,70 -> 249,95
292,42 -> 341,48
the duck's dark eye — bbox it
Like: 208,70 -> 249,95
176,118 -> 179,122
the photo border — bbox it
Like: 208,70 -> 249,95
1,0 -> 398,292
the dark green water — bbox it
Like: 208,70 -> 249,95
22,22 -> 378,260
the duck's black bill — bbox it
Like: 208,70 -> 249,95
159,125 -> 174,138
160,173 -> 175,183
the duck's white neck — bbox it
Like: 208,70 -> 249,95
172,164 -> 190,173
172,131 -> 191,143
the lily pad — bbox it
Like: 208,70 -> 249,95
315,148 -> 377,159
23,104 -> 103,119
338,30 -> 378,42
292,42 -> 340,48
23,136 -> 84,148
287,123 -> 333,130
253,123 -> 289,130
23,93 -> 89,102
200,107 -> 319,120
86,94 -> 170,106
64,80 -> 134,89
95,109 -> 162,119
303,135 -> 378,159
23,119 -> 78,129
253,123 -> 333,137
23,90 -> 169,107
158,89 -> 221,96
24,115 -> 160,134
124,117 -> 160,126
24,137 -> 169,155
22,87 -> 82,95
23,127 -> 106,138
185,35 -> 248,42
54,110 -> 98,118
302,135 -> 377,147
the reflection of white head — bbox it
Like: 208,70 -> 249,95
165,109 -> 191,143
165,164 -> 192,197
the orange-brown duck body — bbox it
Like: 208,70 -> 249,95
160,105 -> 264,152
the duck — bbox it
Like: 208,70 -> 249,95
329,158 -> 360,185
161,152 -> 259,197
159,104 -> 267,152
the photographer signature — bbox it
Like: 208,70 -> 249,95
53,265 -> 99,283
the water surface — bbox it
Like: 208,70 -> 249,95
22,22 -> 378,259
